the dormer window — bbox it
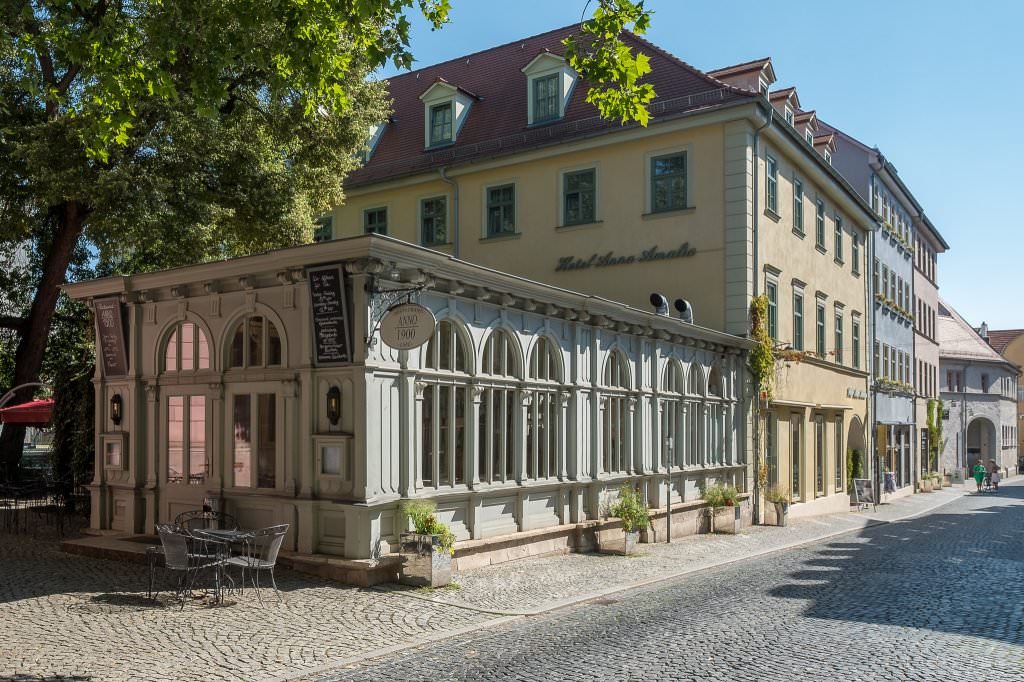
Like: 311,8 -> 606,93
522,51 -> 576,126
759,79 -> 769,97
785,107 -> 794,126
429,102 -> 453,147
532,74 -> 560,123
824,150 -> 833,165
419,79 -> 476,149
360,122 -> 386,164
805,129 -> 813,144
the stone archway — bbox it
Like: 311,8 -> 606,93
847,416 -> 866,480
967,417 -> 997,466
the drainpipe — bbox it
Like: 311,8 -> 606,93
866,184 -> 879,503
440,167 -> 460,258
751,103 -> 773,524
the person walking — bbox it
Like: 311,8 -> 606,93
973,459 -> 987,492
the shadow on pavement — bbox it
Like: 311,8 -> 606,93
770,480 -> 1024,646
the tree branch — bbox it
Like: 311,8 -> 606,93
0,316 -> 26,333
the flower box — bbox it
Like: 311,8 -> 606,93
399,532 -> 452,588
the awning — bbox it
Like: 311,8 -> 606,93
0,399 -> 54,427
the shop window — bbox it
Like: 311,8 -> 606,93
168,395 -> 207,484
164,322 -> 210,372
602,351 -> 631,474
526,336 -> 562,481
228,316 -> 282,368
814,414 -> 825,497
232,393 -> 276,489
834,416 -> 844,491
421,320 -> 470,488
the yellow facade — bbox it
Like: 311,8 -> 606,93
333,100 -> 872,516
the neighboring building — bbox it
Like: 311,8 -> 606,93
986,328 -> 1024,468
332,33 -> 875,519
63,235 -> 753,571
818,124 -> 949,493
938,301 -> 1019,477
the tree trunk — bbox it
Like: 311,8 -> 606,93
0,202 -> 86,480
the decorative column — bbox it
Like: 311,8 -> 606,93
412,382 -> 426,493
517,389 -> 531,484
144,383 -> 159,530
468,384 -> 484,487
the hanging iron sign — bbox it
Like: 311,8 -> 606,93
379,303 -> 436,350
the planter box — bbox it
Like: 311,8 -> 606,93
710,505 -> 741,534
600,529 -> 641,555
919,479 -> 933,493
399,532 -> 452,587
772,501 -> 789,527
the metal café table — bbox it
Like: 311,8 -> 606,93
147,529 -> 253,602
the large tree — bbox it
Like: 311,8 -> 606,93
0,0 -> 654,476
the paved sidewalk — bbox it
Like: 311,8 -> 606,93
378,485 -> 966,615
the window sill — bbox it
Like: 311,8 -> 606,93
480,232 -> 521,242
792,228 -> 805,239
424,141 -> 454,151
815,244 -> 827,255
763,208 -> 782,222
421,241 -> 453,249
642,206 -> 696,220
526,117 -> 563,129
834,258 -> 845,266
557,219 -> 604,231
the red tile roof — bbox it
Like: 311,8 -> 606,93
987,329 -> 1024,354
707,57 -> 772,78
346,24 -> 757,189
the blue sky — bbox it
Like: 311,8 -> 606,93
381,1 -> 1024,330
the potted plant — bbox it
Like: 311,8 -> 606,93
919,476 -> 933,493
398,499 -> 456,587
702,483 -> 740,534
606,484 -> 650,555
765,485 -> 790,527
931,471 -> 945,488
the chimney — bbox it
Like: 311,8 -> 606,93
674,299 -> 694,324
979,322 -> 989,340
650,293 -> 669,316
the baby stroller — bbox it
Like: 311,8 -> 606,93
982,472 -> 994,492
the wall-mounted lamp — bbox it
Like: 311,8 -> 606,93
326,386 -> 341,426
110,394 -> 123,426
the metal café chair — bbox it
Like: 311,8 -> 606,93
154,524 -> 229,608
225,523 -> 289,605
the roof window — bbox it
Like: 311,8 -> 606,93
521,51 -> 576,126
419,79 -> 476,149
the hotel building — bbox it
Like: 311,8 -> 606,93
329,31 -> 876,518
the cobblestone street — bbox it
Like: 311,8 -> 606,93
3,483 -> 1020,681
315,482 -> 1024,681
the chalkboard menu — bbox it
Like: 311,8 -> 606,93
307,264 -> 351,364
94,297 -> 128,377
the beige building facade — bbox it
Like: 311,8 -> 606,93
330,32 -> 876,518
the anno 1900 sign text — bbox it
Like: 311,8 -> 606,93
555,243 -> 697,272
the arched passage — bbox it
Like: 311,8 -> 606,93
847,416 -> 866,480
967,417 -> 997,466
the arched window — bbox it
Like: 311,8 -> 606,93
526,337 -> 562,480
660,360 -> 685,470
228,316 -> 282,368
478,329 -> 520,484
685,364 -> 705,467
602,350 -> 631,475
707,365 -> 726,465
164,322 -> 210,372
421,320 -> 470,487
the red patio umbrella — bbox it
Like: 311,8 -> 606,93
0,399 -> 54,427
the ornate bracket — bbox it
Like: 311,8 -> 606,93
364,276 -> 429,349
